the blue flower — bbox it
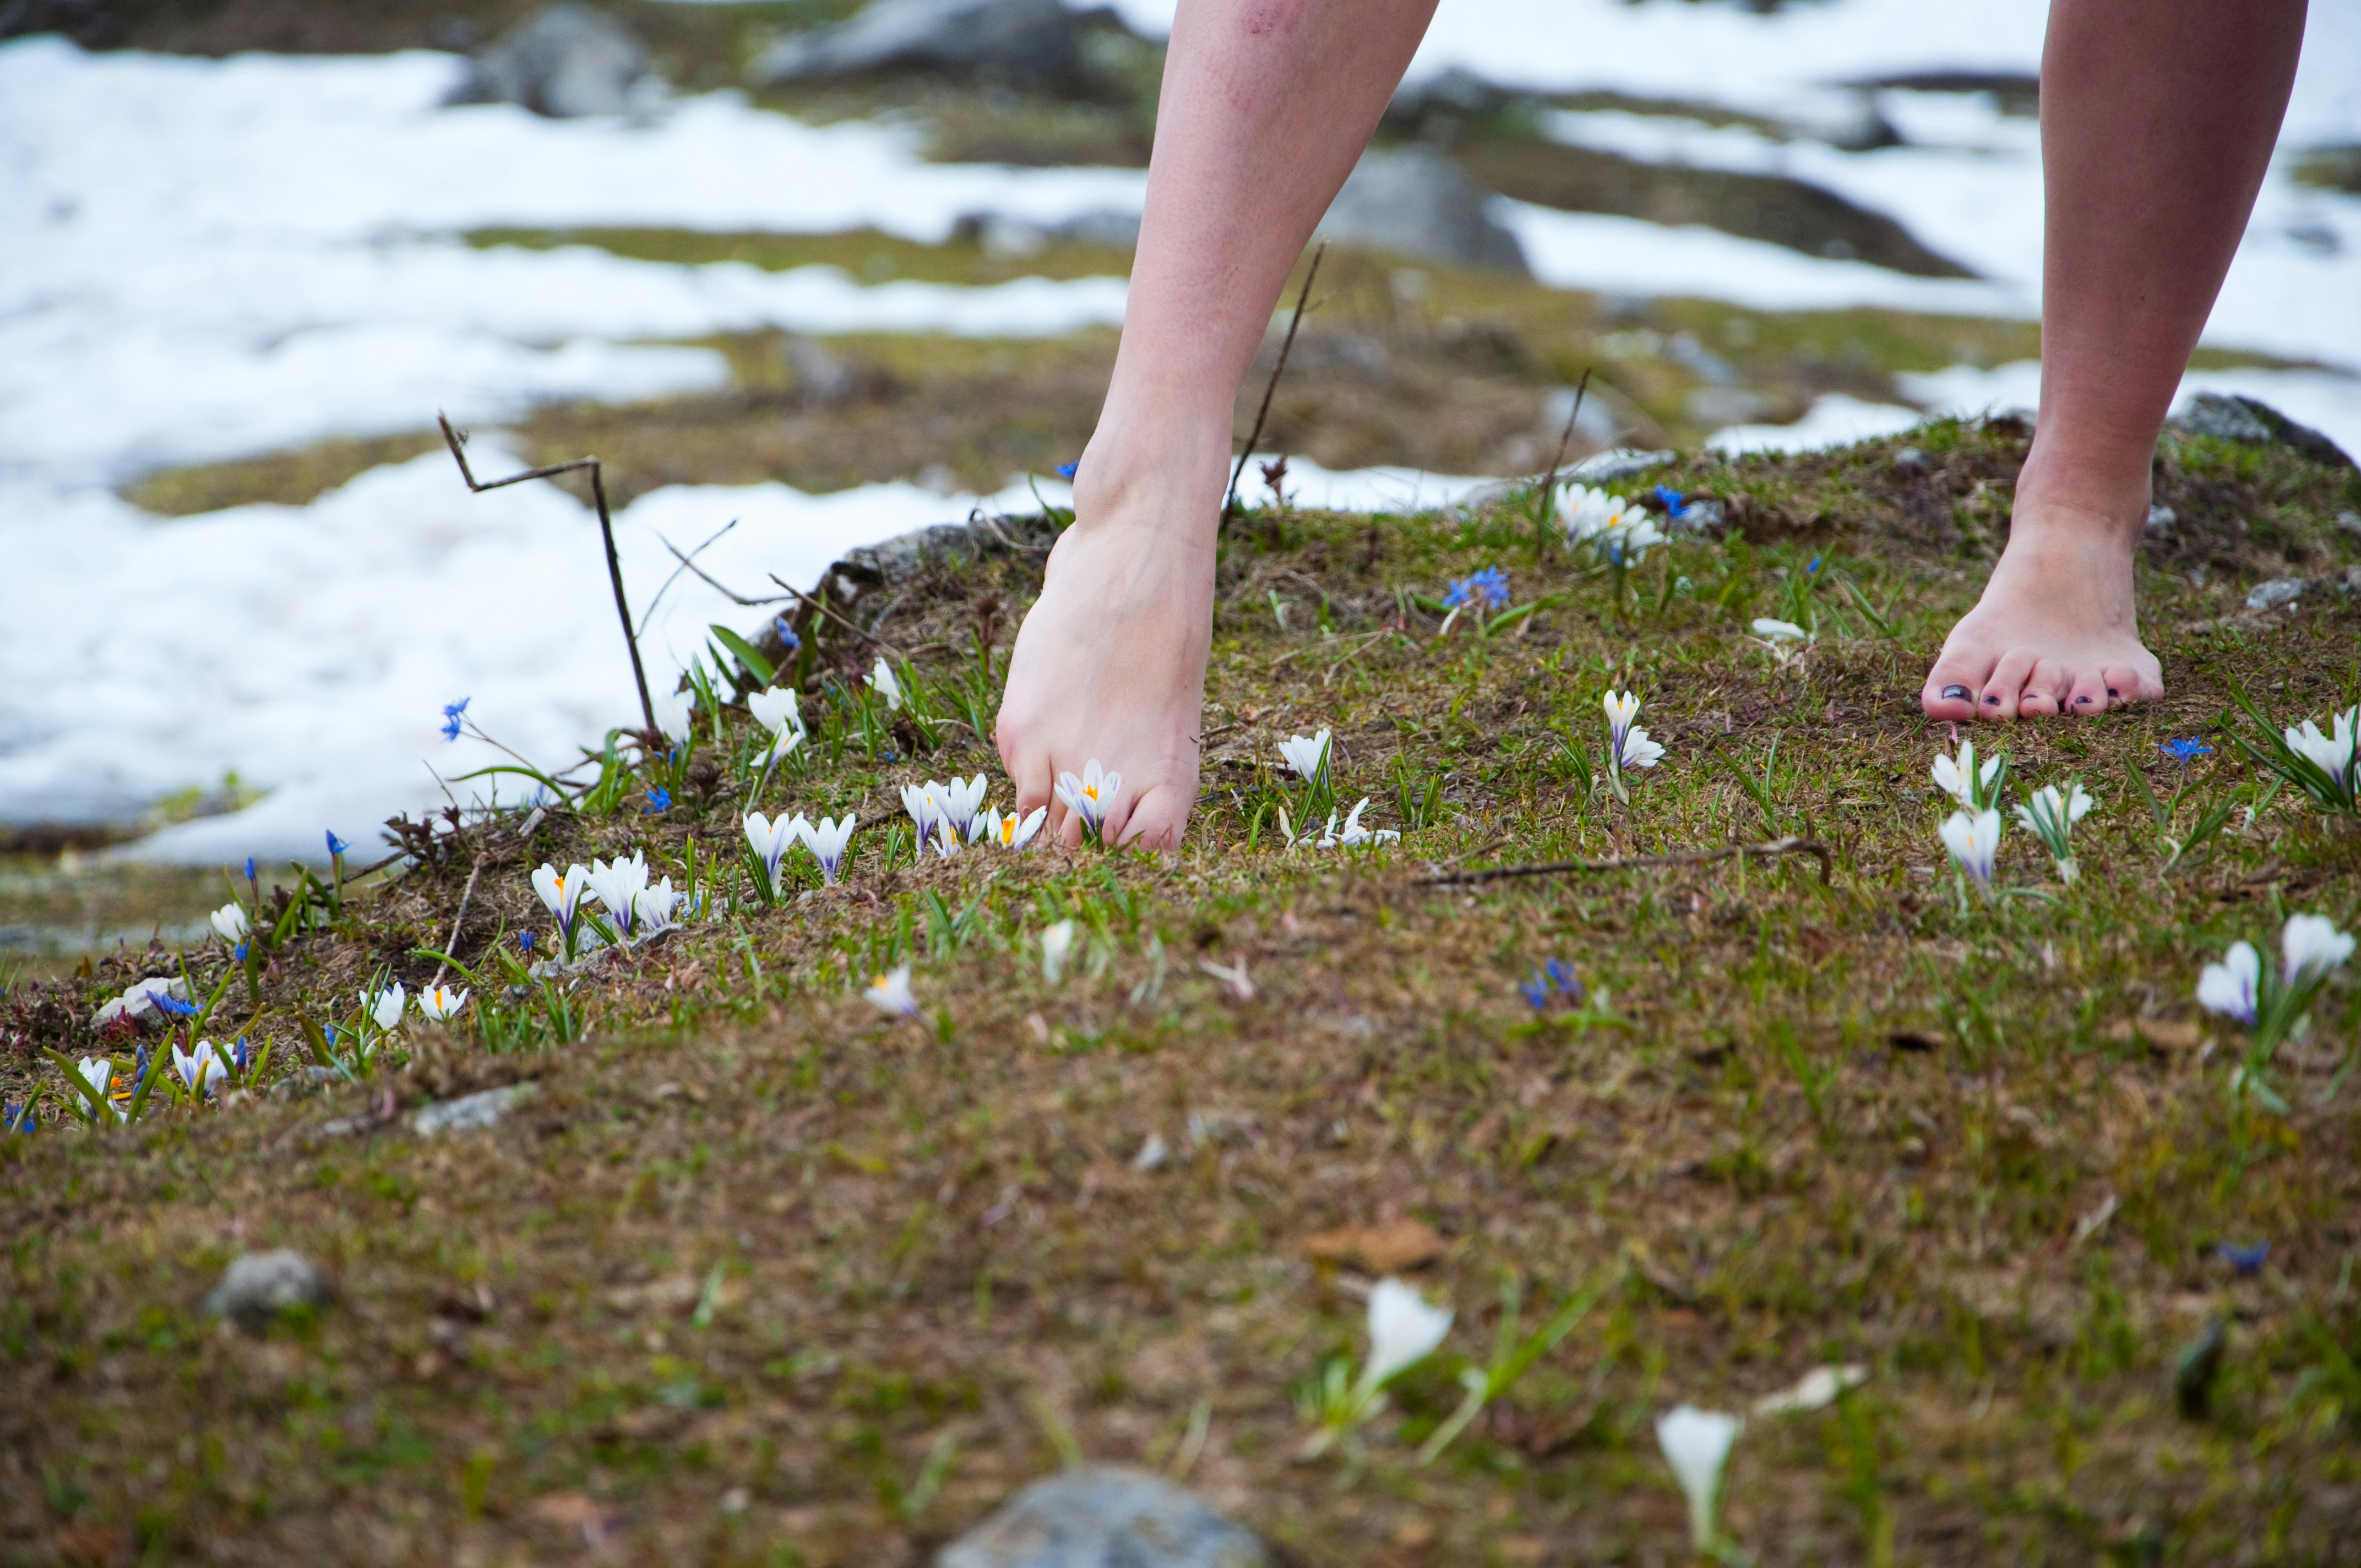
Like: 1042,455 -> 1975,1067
3,1101 -> 34,1135
233,941 -> 249,963
1806,556 -> 1823,574
243,856 -> 257,882
151,993 -> 199,1019
1544,957 -> 1584,1000
773,616 -> 801,652
1520,974 -> 1552,1009
519,930 -> 536,952
440,697 -> 471,742
1445,566 -> 1511,612
2161,737 -> 2212,763
1652,485 -> 1685,512
645,786 -> 672,814
2219,1240 -> 2268,1277
1055,461 -> 1079,480
230,1037 -> 251,1070
325,830 -> 350,858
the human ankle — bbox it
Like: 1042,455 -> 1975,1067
2010,444 -> 2150,549
1069,423 -> 1231,544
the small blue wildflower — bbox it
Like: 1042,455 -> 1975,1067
230,1037 -> 251,1071
519,930 -> 536,952
1652,484 -> 1685,512
1806,556 -> 1823,574
773,616 -> 801,652
2220,1240 -> 2268,1277
1544,957 -> 1584,1000
1446,566 -> 1512,612
233,941 -> 249,963
2161,737 -> 2213,763
151,993 -> 199,1019
645,786 -> 672,814
1520,974 -> 1553,1009
1055,461 -> 1080,480
3,1101 -> 34,1135
440,696 -> 471,742
243,856 -> 257,882
325,830 -> 351,858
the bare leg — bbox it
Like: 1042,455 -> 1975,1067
1921,0 -> 2305,721
994,0 -> 1437,846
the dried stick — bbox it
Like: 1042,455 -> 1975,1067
1418,836 -> 1832,888
639,518 -> 746,633
657,531 -> 788,611
1223,242 -> 1325,525
428,851 -> 487,990
1534,366 -> 1593,528
767,573 -> 907,662
438,412 -> 657,734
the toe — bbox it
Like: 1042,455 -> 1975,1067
2066,668 -> 2109,716
1980,649 -> 2036,721
2017,657 -> 2068,717
1921,643 -> 1997,722
1118,782 -> 1194,853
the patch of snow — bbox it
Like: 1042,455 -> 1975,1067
1705,394 -> 1927,455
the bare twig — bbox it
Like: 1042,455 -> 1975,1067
1223,243 -> 1325,525
429,852 -> 488,990
766,574 -> 907,662
639,518 -> 747,633
1535,366 -> 1593,527
657,532 -> 790,611
438,412 -> 657,734
1418,836 -> 1832,887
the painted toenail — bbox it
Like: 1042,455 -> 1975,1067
1941,684 -> 1971,700
2108,688 -> 2120,698
1984,695 -> 2000,705
2076,695 -> 2091,704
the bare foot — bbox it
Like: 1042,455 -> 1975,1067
1919,496 -> 2163,722
994,465 -> 1218,849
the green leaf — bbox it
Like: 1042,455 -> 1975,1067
43,1047 -> 113,1123
709,624 -> 776,688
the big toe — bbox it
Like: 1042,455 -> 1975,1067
1922,645 -> 1995,721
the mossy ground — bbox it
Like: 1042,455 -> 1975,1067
8,421 -> 2361,1566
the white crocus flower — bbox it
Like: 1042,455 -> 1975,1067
748,685 -> 805,759
939,775 -> 989,838
585,852 -> 651,941
1041,919 -> 1077,984
2283,708 -> 2357,789
2281,912 -> 2355,985
868,657 -> 904,712
172,1039 -> 227,1098
1618,725 -> 1666,771
1594,502 -> 1666,563
744,812 -> 802,895
998,806 -> 1049,850
864,963 -> 920,1018
1359,1277 -> 1454,1395
209,902 -> 248,944
1318,798 -> 1401,848
364,983 -> 406,1033
799,814 -> 857,884
2012,781 -> 2096,881
1656,1405 -> 1744,1554
1554,482 -> 1623,543
654,687 -> 696,747
2197,941 -> 2261,1024
1750,618 -> 1808,643
532,862 -> 590,954
417,984 -> 471,1021
75,1055 -> 124,1120
633,877 -> 681,934
1930,741 -> 2000,811
901,781 -> 942,841
1055,759 -> 1122,840
1603,690 -> 1641,753
1277,730 -> 1332,781
1939,808 -> 2001,895
930,818 -> 963,859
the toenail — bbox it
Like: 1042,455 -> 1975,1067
2108,688 -> 2120,698
1941,684 -> 1971,701
1984,695 -> 2000,705
2076,695 -> 2091,704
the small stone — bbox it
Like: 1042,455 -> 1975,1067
413,1082 -> 537,1137
1890,445 -> 1927,473
2144,504 -> 2176,535
2245,578 -> 2304,611
91,975 -> 189,1032
1131,1134 -> 1169,1172
2336,509 -> 2361,539
935,1467 -> 1267,1568
448,3 -> 660,118
752,0 -> 1080,87
203,1250 -> 330,1332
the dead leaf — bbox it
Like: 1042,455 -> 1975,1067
1303,1218 -> 1445,1273
2104,1017 -> 2204,1052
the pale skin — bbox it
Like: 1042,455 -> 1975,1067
994,0 -> 2309,848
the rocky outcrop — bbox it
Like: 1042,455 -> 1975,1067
750,0 -> 1080,87
1315,145 -> 1529,274
2170,393 -> 2354,470
936,1467 -> 1267,1568
447,4 -> 660,119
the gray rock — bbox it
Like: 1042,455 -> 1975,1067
752,0 -> 1078,87
203,1250 -> 330,1331
2170,393 -> 2355,470
2246,578 -> 2305,611
954,209 -> 1144,258
449,4 -> 660,119
1566,448 -> 1674,484
414,1082 -> 537,1136
936,1467 -> 1266,1568
1891,445 -> 1928,474
2145,504 -> 2176,535
92,974 -> 189,1031
2336,509 -> 2361,540
1315,146 -> 1528,274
